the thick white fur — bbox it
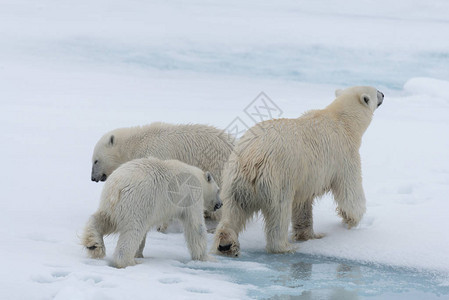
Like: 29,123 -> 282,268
91,123 -> 234,186
82,157 -> 221,268
91,123 -> 234,224
213,86 -> 383,257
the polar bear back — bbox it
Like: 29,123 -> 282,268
98,157 -> 207,229
231,113 -> 345,201
227,86 -> 381,202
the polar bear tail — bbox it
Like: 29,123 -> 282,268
82,212 -> 115,259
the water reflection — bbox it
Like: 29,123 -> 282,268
336,264 -> 362,283
269,256 -> 362,299
290,262 -> 313,281
185,251 -> 449,299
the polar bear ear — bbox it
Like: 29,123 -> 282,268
360,93 -> 370,106
108,135 -> 115,146
335,89 -> 343,97
205,171 -> 213,183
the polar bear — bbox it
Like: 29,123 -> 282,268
91,123 -> 234,186
82,157 -> 222,268
91,123 -> 233,225
213,86 -> 384,257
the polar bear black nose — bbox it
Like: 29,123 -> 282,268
377,90 -> 384,107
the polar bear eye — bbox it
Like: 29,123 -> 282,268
94,160 -> 98,165
363,96 -> 370,105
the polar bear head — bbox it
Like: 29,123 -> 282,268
334,86 -> 384,113
91,130 -> 124,182
201,171 -> 222,214
328,86 -> 384,136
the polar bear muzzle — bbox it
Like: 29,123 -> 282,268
91,171 -> 107,182
91,160 -> 108,182
377,90 -> 384,107
91,168 -> 108,182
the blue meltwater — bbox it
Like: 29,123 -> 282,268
186,251 -> 449,299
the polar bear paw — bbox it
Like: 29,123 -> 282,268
266,242 -> 297,254
338,209 -> 360,229
157,223 -> 169,233
293,230 -> 325,241
85,242 -> 106,259
214,229 -> 240,257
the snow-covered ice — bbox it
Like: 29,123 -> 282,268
1,0 -> 449,299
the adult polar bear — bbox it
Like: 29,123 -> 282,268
83,157 -> 222,268
214,86 -> 384,257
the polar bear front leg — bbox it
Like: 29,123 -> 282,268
333,170 -> 366,229
291,198 -> 325,241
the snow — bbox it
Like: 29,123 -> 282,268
1,0 -> 449,299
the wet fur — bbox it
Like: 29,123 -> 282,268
82,157 -> 221,268
213,86 -> 383,256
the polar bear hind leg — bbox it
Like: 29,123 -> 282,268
113,226 -> 147,268
291,196 -> 325,241
213,197 -> 255,257
82,212 -> 114,259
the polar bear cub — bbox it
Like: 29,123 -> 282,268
90,123 -> 234,226
82,157 -> 222,268
90,123 -> 234,186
